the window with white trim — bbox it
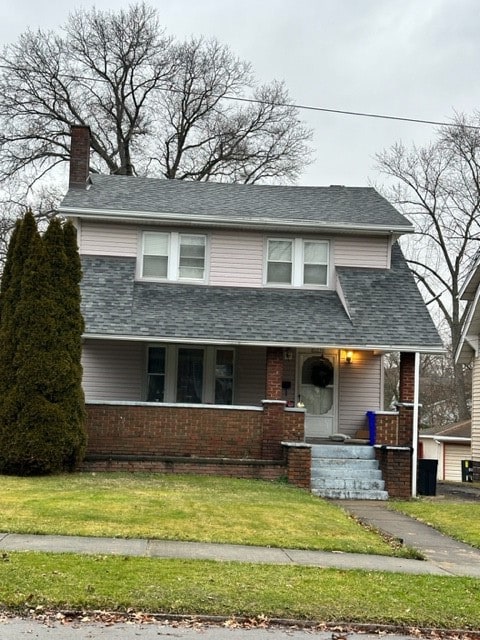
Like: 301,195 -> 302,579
143,233 -> 169,278
147,346 -> 166,402
141,232 -> 206,281
266,238 -> 329,287
303,241 -> 328,285
215,349 -> 234,404
146,345 -> 235,405
267,239 -> 293,284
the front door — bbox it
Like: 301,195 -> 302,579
298,353 -> 337,438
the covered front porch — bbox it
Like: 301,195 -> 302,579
82,339 -> 419,497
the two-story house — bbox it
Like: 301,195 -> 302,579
456,257 -> 480,482
59,126 -> 443,498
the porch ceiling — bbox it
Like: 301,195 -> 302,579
80,244 -> 443,353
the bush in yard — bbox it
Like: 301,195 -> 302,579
0,214 -> 86,474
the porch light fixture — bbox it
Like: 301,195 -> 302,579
345,350 -> 353,364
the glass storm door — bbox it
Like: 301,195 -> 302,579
298,353 -> 336,438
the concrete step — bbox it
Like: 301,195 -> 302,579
311,458 -> 379,470
311,444 -> 375,460
311,477 -> 385,491
309,443 -> 388,500
312,488 -> 388,500
311,466 -> 382,479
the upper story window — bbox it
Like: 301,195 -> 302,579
266,238 -> 329,287
141,231 -> 206,282
303,241 -> 328,285
267,240 -> 293,284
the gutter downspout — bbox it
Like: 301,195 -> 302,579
412,351 -> 420,497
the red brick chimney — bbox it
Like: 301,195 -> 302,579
69,125 -> 91,189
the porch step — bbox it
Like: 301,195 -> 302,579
310,444 -> 388,501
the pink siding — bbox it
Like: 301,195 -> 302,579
82,339 -> 144,401
235,346 -> 266,404
335,236 -> 389,268
80,222 -> 138,256
337,351 -> 383,435
210,231 -> 263,287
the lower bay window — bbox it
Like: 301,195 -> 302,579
146,345 -> 234,405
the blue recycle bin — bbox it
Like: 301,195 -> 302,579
366,411 -> 376,446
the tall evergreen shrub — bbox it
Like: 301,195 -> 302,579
0,214 -> 86,474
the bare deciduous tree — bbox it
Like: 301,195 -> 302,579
0,2 -> 312,195
376,114 -> 480,421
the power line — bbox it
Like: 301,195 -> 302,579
229,95 -> 480,130
0,63 -> 479,130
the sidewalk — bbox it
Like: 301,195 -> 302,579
2,499 -> 480,577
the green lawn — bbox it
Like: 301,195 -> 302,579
2,472 -> 480,628
390,497 -> 480,548
1,552 -> 479,628
0,472 -> 406,556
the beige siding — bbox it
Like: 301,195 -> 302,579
444,444 -> 472,482
210,231 -> 263,287
420,438 -> 443,477
337,351 -> 382,436
473,356 -> 480,462
80,222 -> 138,256
235,346 -> 266,405
335,236 -> 389,268
82,339 -> 144,402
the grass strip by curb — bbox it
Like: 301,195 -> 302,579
1,552 -> 480,629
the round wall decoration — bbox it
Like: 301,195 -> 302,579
310,358 -> 334,388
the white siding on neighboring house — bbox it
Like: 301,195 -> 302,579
445,444 -> 472,481
472,356 -> 480,462
337,351 -> 382,436
335,236 -> 390,268
80,222 -> 138,256
235,346 -> 266,405
210,231 -> 263,287
82,339 -> 144,402
421,438 -> 443,477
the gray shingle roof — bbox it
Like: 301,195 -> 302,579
80,243 -> 443,351
60,176 -> 412,231
421,419 -> 471,438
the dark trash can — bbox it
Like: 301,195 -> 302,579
417,459 -> 438,496
366,411 -> 376,445
461,460 -> 474,483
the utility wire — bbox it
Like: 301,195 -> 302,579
1,63 -> 479,130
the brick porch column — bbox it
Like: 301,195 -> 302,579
399,352 -> 415,403
261,347 -> 285,459
265,346 -> 284,400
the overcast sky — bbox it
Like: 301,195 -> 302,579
1,0 -> 479,187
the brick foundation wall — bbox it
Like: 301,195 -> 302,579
86,404 -> 264,459
375,446 -> 412,498
81,455 -> 286,481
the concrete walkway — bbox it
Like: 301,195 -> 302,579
336,499 -> 480,577
2,497 -> 480,577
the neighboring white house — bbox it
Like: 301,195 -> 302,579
419,420 -> 472,482
456,252 -> 480,482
